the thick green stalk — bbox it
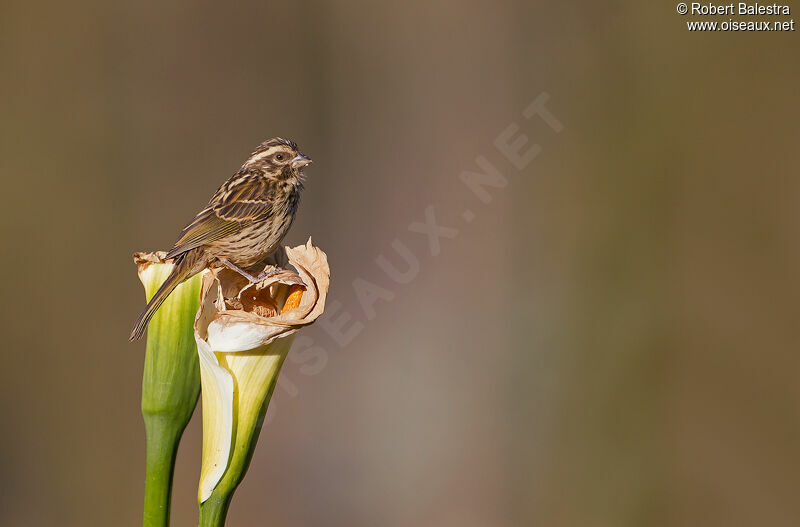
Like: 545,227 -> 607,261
142,418 -> 182,527
198,494 -> 233,527
139,263 -> 204,527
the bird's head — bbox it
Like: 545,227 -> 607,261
242,137 -> 312,181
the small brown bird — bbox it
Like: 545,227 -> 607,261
130,137 -> 311,341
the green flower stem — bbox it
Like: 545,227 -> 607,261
139,263 -> 204,527
198,494 -> 232,527
142,417 -> 183,527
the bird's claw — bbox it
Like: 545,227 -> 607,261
251,266 -> 304,287
252,268 -> 280,283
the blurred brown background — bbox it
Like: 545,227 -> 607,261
2,1 -> 799,526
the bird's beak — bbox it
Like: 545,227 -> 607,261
292,153 -> 312,168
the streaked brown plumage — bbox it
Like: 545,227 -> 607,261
130,137 -> 311,341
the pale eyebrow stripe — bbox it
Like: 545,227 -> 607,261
248,148 -> 276,162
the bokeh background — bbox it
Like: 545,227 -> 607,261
2,1 -> 800,526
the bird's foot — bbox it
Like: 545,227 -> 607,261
253,267 -> 282,283
219,259 -> 303,287
218,258 -> 262,283
254,266 -> 305,287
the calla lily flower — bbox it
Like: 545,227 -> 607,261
134,252 -> 205,527
193,239 -> 330,525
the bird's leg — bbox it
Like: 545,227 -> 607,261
218,258 -> 262,283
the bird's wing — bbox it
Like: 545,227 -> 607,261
213,197 -> 275,223
212,176 -> 276,223
165,178 -> 275,259
211,175 -> 277,223
165,208 -> 241,259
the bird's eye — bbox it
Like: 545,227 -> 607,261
275,153 -> 284,161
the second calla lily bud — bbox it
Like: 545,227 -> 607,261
194,239 -> 330,526
135,252 -> 205,527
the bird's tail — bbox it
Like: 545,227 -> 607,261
129,260 -> 192,341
